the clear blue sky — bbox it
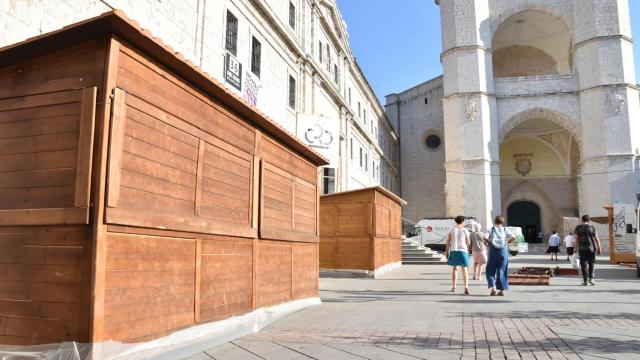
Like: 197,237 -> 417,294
336,0 -> 640,104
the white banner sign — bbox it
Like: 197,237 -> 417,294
296,114 -> 339,166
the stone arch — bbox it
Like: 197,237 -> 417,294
491,9 -> 574,76
499,107 -> 582,154
490,7 -> 573,43
502,180 -> 563,239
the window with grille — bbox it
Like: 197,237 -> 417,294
251,36 -> 261,77
225,11 -> 238,56
289,2 -> 296,29
288,75 -> 296,109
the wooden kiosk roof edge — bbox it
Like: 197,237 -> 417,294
320,186 -> 407,206
0,10 -> 329,166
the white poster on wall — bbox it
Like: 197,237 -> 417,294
296,114 -> 339,167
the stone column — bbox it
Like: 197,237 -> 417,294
573,0 -> 640,216
439,0 -> 500,228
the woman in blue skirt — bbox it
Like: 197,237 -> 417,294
446,215 -> 471,294
484,216 -> 516,296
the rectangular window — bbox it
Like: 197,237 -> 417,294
358,102 -> 361,118
334,64 -> 339,84
288,75 -> 296,109
350,139 -> 353,159
348,88 -> 351,105
363,110 -> 367,124
322,168 -> 336,195
289,2 -> 296,29
251,36 -> 261,77
319,41 -> 323,63
365,153 -> 368,172
225,11 -> 238,56
359,147 -> 363,168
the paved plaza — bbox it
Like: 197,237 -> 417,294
186,249 -> 640,360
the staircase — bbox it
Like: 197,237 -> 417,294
402,238 -> 448,264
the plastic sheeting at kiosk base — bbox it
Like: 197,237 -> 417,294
0,297 -> 321,360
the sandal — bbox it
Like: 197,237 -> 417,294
464,288 -> 470,295
451,287 -> 456,293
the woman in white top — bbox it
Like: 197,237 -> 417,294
446,215 -> 471,294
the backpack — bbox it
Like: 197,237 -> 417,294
489,226 -> 507,249
575,224 -> 596,252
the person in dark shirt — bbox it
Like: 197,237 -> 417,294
574,215 -> 602,286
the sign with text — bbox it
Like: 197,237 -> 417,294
243,70 -> 260,107
296,114 -> 339,166
609,203 -> 637,264
225,52 -> 242,91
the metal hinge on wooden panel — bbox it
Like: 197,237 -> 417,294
106,88 -> 126,208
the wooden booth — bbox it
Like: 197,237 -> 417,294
0,11 -> 328,345
319,187 -> 406,276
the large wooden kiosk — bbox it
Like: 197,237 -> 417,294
319,187 -> 406,276
0,12 -> 327,345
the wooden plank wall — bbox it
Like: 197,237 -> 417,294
374,191 -> 403,269
0,39 -> 106,344
319,189 -> 403,272
99,40 -> 320,343
319,191 -> 374,270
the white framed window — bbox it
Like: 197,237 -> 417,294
251,36 -> 261,77
322,168 -> 336,194
289,1 -> 296,30
225,10 -> 238,56
288,75 -> 296,110
350,138 -> 353,159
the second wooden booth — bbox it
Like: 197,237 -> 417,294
0,11 -> 328,346
319,187 -> 406,277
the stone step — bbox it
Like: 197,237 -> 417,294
403,260 -> 447,265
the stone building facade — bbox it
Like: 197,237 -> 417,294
0,0 -> 400,195
388,0 -> 640,240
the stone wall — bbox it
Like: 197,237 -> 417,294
493,45 -> 559,78
385,77 -> 446,227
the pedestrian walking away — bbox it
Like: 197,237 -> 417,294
470,222 -> 487,281
484,216 -> 516,296
574,215 -> 602,286
564,232 -> 576,261
546,231 -> 561,261
446,215 -> 471,294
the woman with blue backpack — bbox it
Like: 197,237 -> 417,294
484,216 -> 516,296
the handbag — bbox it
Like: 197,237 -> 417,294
571,253 -> 580,269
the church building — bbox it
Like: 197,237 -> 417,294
386,0 -> 640,242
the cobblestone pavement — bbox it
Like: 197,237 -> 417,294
186,251 -> 640,360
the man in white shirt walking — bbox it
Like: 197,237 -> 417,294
563,232 -> 576,261
546,231 -> 561,261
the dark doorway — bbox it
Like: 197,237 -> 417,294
507,201 -> 542,243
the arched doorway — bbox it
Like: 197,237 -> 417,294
507,201 -> 541,243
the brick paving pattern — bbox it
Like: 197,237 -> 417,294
186,252 -> 640,359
